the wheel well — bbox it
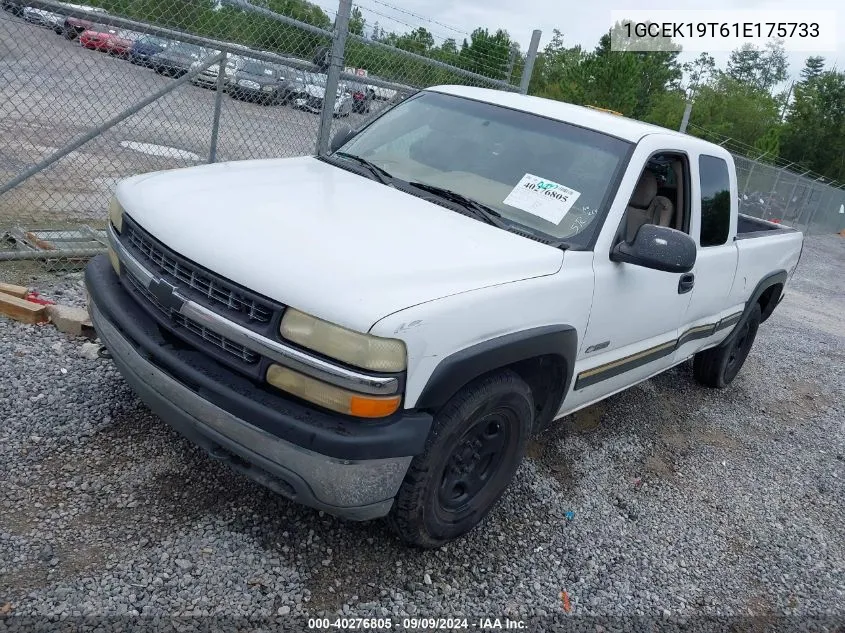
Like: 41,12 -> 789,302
757,283 -> 783,322
506,355 -> 567,430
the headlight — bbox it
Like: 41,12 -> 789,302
261,85 -> 274,92
108,196 -> 124,233
280,308 -> 406,372
266,365 -> 401,418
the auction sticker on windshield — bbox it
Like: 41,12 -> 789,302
503,174 -> 581,225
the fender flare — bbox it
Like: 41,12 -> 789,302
414,325 -> 578,414
721,270 -> 786,347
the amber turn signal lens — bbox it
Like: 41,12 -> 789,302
349,394 -> 402,418
266,364 -> 401,418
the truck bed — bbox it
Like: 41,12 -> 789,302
736,214 -> 799,240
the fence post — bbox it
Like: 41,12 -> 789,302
209,52 -> 227,163
316,0 -> 352,156
519,30 -> 541,95
678,101 -> 692,133
762,168 -> 782,220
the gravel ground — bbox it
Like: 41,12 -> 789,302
1,235 -> 844,630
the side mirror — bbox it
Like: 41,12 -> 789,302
610,224 -> 696,273
330,124 -> 355,153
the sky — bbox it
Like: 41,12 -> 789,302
312,0 -> 843,84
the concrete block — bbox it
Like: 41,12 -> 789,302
46,304 -> 96,339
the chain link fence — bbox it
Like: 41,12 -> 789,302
1,0 -> 842,276
732,154 -> 845,236
0,0 -> 536,272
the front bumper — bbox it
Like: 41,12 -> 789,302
230,85 -> 272,100
85,255 -> 431,520
191,73 -> 221,87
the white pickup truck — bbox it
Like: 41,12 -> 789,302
86,85 -> 804,548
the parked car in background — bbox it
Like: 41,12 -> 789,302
189,55 -> 239,89
228,59 -> 294,105
294,79 -> 353,117
129,35 -> 172,66
2,0 -> 25,17
62,4 -> 107,40
151,42 -> 210,78
23,6 -> 63,31
286,68 -> 312,101
80,26 -> 137,58
345,80 -> 376,114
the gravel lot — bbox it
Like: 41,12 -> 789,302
1,234 -> 843,629
0,12 -> 388,225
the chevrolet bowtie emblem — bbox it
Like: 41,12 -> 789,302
148,278 -> 185,313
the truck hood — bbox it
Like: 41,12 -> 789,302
116,156 -> 563,333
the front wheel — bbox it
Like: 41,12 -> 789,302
693,303 -> 761,388
388,370 -> 534,548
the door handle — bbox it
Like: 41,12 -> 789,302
678,273 -> 695,294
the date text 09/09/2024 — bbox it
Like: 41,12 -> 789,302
307,617 -> 527,630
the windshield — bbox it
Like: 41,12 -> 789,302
169,43 -> 204,57
338,91 -> 632,246
240,60 -> 275,77
308,73 -> 327,86
140,36 -> 169,47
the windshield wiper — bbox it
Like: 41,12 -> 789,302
333,152 -> 395,185
407,181 -> 510,230
408,181 -> 574,251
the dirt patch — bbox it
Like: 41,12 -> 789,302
644,454 -> 675,478
300,526 -> 403,612
525,404 -> 607,491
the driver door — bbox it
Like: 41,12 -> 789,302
561,139 -> 695,414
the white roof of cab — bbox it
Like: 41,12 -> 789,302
427,85 -> 688,144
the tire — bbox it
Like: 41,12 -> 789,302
388,369 -> 534,548
693,303 -> 761,388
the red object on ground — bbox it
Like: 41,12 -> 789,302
24,291 -> 55,306
561,590 -> 572,613
771,219 -> 781,224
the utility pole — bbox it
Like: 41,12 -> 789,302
779,80 -> 795,122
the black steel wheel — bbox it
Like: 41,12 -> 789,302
388,369 -> 534,548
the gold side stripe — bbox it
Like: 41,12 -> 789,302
720,311 -> 743,324
684,324 -> 713,335
579,314 -> 743,384
579,340 -> 676,379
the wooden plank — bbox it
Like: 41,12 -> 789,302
0,292 -> 47,324
0,282 -> 28,299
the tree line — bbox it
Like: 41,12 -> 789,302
82,0 -> 844,183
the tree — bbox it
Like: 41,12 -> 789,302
781,69 -> 845,181
348,5 -> 365,36
727,44 -> 762,85
459,28 -> 514,80
727,40 -> 788,93
800,56 -> 825,83
394,27 -> 434,55
686,75 -> 782,150
683,52 -> 716,98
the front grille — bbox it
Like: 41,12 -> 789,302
306,96 -> 322,109
125,271 -> 260,364
122,216 -> 276,325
